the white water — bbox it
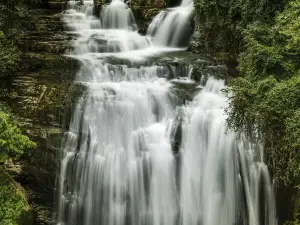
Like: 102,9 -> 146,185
101,1 -> 137,30
57,1 -> 277,225
147,0 -> 193,47
179,78 -> 277,225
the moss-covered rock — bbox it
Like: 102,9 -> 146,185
0,167 -> 35,225
190,0 -> 287,62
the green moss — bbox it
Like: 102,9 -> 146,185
0,168 -> 35,225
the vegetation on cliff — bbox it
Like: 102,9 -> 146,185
0,0 -> 37,161
191,0 -> 300,222
0,88 -> 36,225
0,1 -> 39,225
192,0 -> 288,59
0,168 -> 35,225
225,0 -> 300,186
0,103 -> 36,162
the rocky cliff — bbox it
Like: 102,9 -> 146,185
1,1 -> 79,224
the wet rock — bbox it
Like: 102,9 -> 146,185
170,78 -> 199,104
167,0 -> 182,7
170,108 -> 183,155
188,15 -> 203,54
94,0 -> 105,15
47,1 -> 69,10
130,0 -> 166,32
132,7 -> 161,32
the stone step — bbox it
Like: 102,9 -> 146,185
8,74 -> 71,119
20,40 -> 73,53
16,12 -> 64,32
19,52 -> 79,75
38,14 -> 63,21
19,34 -> 68,42
35,21 -> 65,32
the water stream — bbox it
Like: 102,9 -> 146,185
57,1 -> 277,225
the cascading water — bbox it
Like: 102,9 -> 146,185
147,0 -> 193,47
101,0 -> 137,30
57,1 -> 277,225
179,78 -> 277,225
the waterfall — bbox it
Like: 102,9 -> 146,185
147,0 -> 193,47
101,0 -> 137,30
57,1 -> 277,225
179,78 -> 277,225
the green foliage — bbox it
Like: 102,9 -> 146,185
0,168 -> 34,225
238,0 -> 300,80
284,214 -> 300,225
192,0 -> 288,58
0,104 -> 36,161
227,75 -> 300,184
225,0 -> 300,185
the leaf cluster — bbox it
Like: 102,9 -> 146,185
0,104 -> 36,161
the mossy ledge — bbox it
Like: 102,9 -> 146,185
0,167 -> 35,225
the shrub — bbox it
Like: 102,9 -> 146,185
0,104 -> 36,162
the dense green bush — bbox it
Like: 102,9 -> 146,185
226,75 -> 300,183
225,0 -> 300,185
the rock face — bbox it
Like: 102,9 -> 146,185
1,2 -> 79,225
130,0 -> 167,33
